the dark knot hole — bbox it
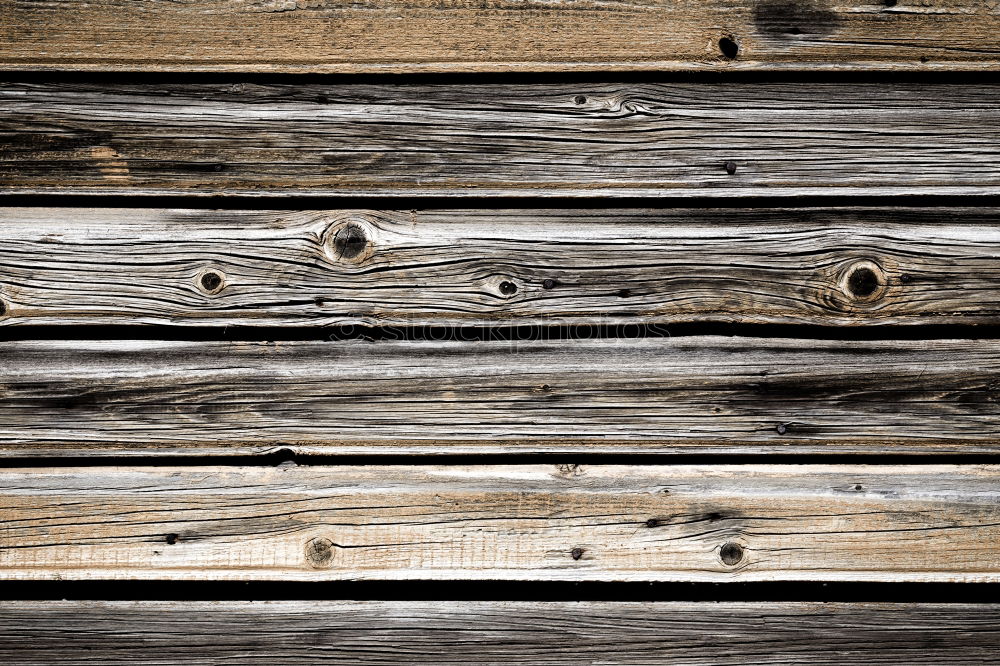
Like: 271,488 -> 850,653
847,266 -> 880,298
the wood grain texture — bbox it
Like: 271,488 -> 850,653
5,207 -> 1000,327
3,81 -> 1000,197
2,465 -> 999,581
4,336 -> 1000,456
1,0 -> 999,73
1,601 -> 998,665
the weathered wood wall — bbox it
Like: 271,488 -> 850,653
1,0 -> 998,662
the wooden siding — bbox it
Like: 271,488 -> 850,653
3,82 -> 1000,198
2,465 -> 999,581
1,1 -> 998,73
1,601 -> 998,665
2,337 -> 1000,456
2,207 -> 1000,327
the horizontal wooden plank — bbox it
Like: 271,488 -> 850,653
3,337 -> 1000,456
4,207 -> 1000,327
2,465 -> 999,581
1,601 -> 998,665
3,82 -> 999,197
2,1 -> 999,73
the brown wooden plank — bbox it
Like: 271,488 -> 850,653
4,207 -> 1000,327
3,81 -> 999,198
2,465 -> 998,581
1,600 -> 998,664
1,1 -> 998,73
3,336 -> 1000,457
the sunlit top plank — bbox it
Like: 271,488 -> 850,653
1,0 -> 998,72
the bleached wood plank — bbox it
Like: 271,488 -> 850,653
3,82 -> 999,197
2,465 -> 999,581
3,207 -> 1000,327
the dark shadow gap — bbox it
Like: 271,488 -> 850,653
0,580 -> 997,602
3,194 -> 1000,210
3,70 -> 1000,86
4,451 -> 1000,467
2,323 -> 1000,342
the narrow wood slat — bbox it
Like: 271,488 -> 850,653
3,337 -> 1000,456
3,82 -> 999,197
1,601 -> 998,664
3,465 -> 999,581
4,207 -> 1000,327
2,1 -> 998,73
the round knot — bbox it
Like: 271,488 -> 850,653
197,269 -> 226,294
840,261 -> 887,302
305,537 -> 335,568
720,541 -> 744,566
332,223 -> 370,261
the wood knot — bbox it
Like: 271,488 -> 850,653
719,36 -> 740,59
573,95 -> 587,105
499,280 -> 518,297
165,533 -> 179,545
725,161 -> 738,175
571,547 -> 585,560
0,298 -> 6,318
840,260 -> 886,302
542,279 -> 558,290
720,541 -> 744,566
331,222 -> 371,262
305,537 -> 335,568
197,269 -> 226,295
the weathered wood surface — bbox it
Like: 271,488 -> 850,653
4,337 -> 1000,456
1,601 -> 998,665
4,207 -> 1000,327
4,82 -> 999,198
2,465 -> 998,581
1,0 -> 998,73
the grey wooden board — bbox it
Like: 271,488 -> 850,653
3,207 -> 1000,327
3,82 -> 999,197
0,601 -> 998,664
3,337 -> 1000,456
2,465 -> 1000,581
